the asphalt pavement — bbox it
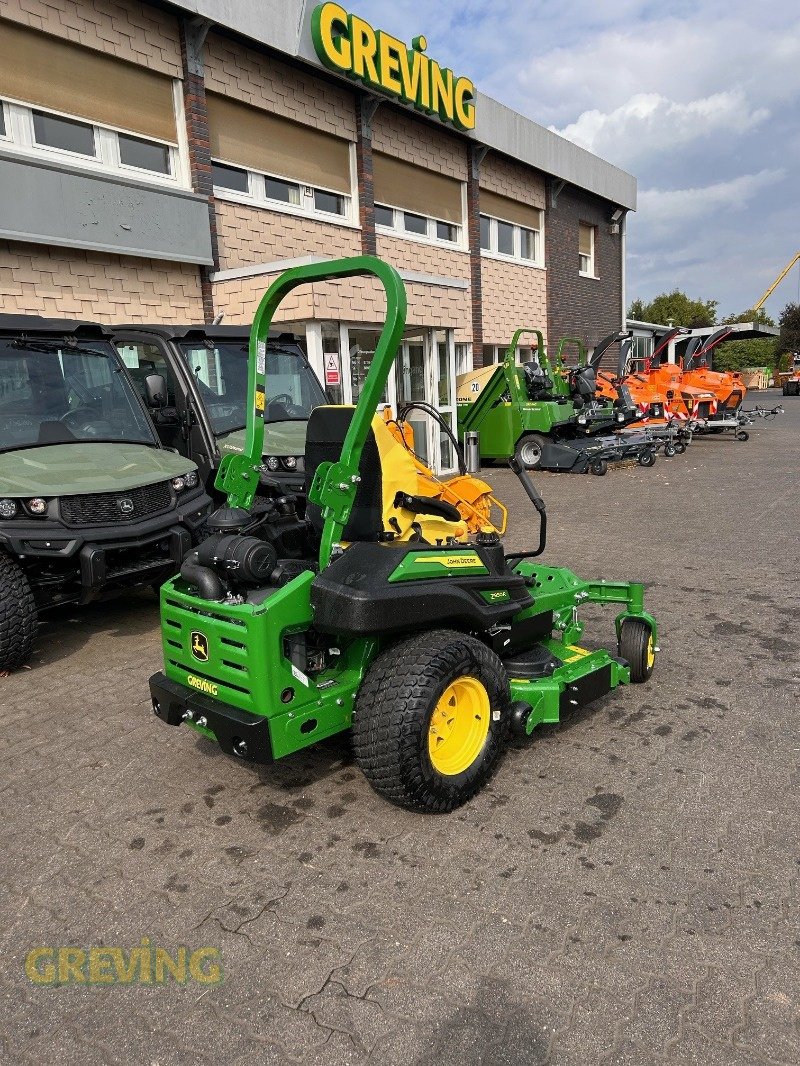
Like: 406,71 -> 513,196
1,390 -> 798,1065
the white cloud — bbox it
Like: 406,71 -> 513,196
638,169 -> 785,228
553,91 -> 769,166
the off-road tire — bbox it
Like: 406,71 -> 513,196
352,629 -> 510,812
514,433 -> 546,469
664,443 -> 676,457
618,618 -> 654,683
0,551 -> 37,671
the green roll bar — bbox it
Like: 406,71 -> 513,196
502,329 -> 546,404
214,256 -> 408,569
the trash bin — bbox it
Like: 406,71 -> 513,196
464,431 -> 480,474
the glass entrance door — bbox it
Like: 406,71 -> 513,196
340,325 -> 457,474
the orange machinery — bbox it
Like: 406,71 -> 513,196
597,329 -> 715,427
680,329 -> 747,416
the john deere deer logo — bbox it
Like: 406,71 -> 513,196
191,631 -> 209,662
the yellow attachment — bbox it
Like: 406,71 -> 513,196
370,414 -> 468,543
427,676 -> 491,776
381,409 -> 507,535
455,364 -> 499,403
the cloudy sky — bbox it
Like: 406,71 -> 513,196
354,0 -> 800,321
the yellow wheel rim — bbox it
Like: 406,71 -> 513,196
646,633 -> 655,669
427,676 -> 491,777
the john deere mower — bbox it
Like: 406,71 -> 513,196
149,258 -> 658,812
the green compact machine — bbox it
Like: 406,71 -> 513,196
456,329 -> 648,473
149,258 -> 657,812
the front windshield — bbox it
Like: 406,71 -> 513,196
0,338 -> 156,453
178,341 -> 326,437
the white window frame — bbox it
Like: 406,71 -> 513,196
579,223 -> 596,277
0,95 -> 186,189
374,198 -> 467,252
211,142 -> 359,229
479,212 -> 544,269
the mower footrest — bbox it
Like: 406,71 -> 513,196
559,663 -> 613,714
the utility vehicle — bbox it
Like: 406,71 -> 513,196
112,325 -> 327,498
0,316 -> 211,671
148,258 -> 658,812
456,330 -> 653,473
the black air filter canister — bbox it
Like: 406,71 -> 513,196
197,534 -> 277,587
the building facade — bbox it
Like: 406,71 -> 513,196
0,0 -> 636,472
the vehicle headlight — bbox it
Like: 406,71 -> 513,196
27,498 -> 48,515
577,413 -> 587,425
615,410 -> 626,423
0,499 -> 18,519
171,476 -> 186,492
281,456 -> 297,470
265,456 -> 280,472
184,471 -> 199,488
651,404 -> 662,417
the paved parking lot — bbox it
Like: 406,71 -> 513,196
1,392 -> 798,1065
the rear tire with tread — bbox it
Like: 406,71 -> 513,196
352,629 -> 509,812
514,433 -> 546,469
0,551 -> 37,672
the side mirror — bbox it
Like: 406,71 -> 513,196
144,374 -> 167,408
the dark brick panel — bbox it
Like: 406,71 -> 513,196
546,184 -> 623,365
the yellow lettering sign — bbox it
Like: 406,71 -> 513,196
312,3 -> 476,130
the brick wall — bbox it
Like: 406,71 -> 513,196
215,202 -> 361,271
213,271 -> 470,331
376,234 -> 471,342
371,105 -> 467,178
479,153 -> 546,209
0,241 -> 203,322
204,31 -> 356,139
476,154 -> 548,350
0,0 -> 181,75
546,184 -> 623,355
481,258 -> 547,347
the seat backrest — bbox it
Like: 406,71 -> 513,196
304,406 -> 383,540
304,406 -> 466,543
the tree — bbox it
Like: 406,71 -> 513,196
714,309 -> 778,372
778,303 -> 800,356
628,289 -> 718,328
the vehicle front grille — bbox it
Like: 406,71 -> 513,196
60,481 -> 173,526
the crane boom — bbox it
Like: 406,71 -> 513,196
753,253 -> 800,311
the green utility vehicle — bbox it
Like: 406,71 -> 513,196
0,317 -> 211,671
457,329 -> 642,472
148,258 -> 657,812
112,325 -> 327,499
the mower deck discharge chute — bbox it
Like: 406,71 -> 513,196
149,257 -> 658,812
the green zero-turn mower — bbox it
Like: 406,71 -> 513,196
149,258 -> 658,813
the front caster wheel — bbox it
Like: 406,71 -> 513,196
638,450 -> 656,467
673,441 -> 687,454
736,429 -> 749,441
618,618 -> 655,683
590,458 -> 608,476
352,629 -> 509,812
